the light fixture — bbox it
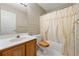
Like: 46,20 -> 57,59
20,3 -> 28,7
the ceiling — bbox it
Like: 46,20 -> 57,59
0,3 -> 75,13
0,3 -> 27,13
38,3 -> 74,12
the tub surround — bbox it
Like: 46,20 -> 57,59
0,33 -> 37,56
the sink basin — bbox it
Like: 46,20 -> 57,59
9,37 -> 27,42
7,34 -> 34,42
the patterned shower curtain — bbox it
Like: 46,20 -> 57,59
40,5 -> 77,56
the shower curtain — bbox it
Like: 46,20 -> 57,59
40,5 -> 77,56
57,6 -> 76,56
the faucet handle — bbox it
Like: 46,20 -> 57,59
16,35 -> 20,38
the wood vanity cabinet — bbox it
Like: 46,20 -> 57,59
0,39 -> 36,56
25,39 -> 36,56
2,44 -> 25,56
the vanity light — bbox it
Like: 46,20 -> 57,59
20,3 -> 28,7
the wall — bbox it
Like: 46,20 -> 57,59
0,8 -> 1,34
26,3 -> 46,35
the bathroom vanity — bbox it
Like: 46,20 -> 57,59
0,34 -> 36,56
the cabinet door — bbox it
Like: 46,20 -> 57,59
26,39 -> 36,56
2,44 -> 25,56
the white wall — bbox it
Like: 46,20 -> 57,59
0,8 -> 1,34
26,3 -> 46,34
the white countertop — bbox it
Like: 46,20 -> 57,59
0,33 -> 36,50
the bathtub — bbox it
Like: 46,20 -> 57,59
33,34 -> 63,56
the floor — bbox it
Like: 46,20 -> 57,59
33,35 -> 63,56
37,41 -> 63,56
